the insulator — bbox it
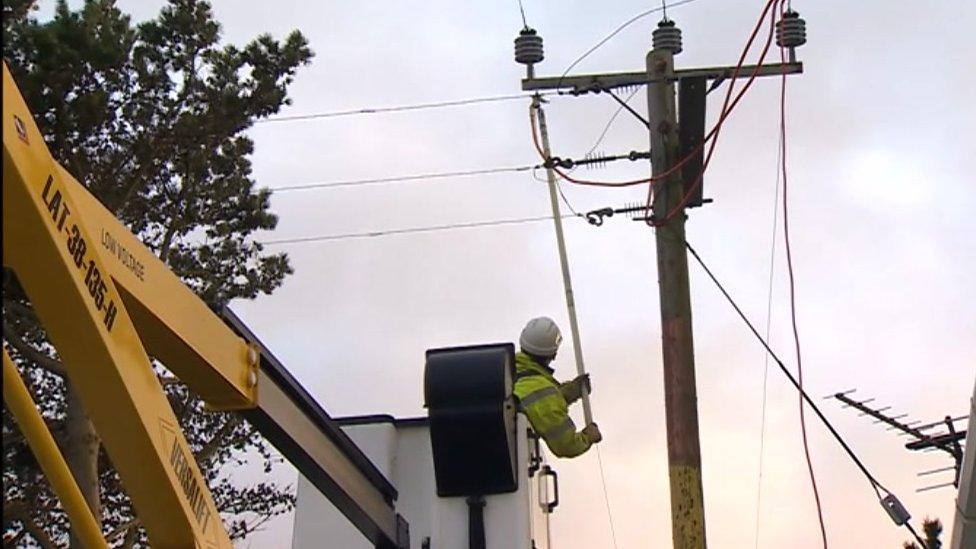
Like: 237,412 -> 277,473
776,10 -> 807,48
514,28 -> 544,65
584,151 -> 603,169
624,202 -> 648,218
652,19 -> 682,55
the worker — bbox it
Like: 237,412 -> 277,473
514,317 -> 602,458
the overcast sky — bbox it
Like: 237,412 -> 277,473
41,0 -> 976,547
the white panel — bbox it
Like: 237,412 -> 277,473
389,424 -> 437,547
291,422 -> 396,549
292,415 -> 545,548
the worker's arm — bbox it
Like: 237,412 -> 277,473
544,425 -> 593,458
527,400 -> 592,458
517,375 -> 596,458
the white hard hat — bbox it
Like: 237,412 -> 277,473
519,317 -> 562,357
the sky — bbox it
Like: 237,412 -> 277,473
39,0 -> 976,547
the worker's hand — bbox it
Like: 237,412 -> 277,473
560,373 -> 590,403
572,373 -> 591,395
582,422 -> 603,444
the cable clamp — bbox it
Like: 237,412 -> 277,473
880,493 -> 911,526
584,207 -> 614,226
543,157 -> 575,170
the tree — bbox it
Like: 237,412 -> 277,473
903,517 -> 943,549
2,0 -> 313,545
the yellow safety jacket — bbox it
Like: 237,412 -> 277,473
513,352 -> 592,458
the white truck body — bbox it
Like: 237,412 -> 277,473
292,414 -> 554,549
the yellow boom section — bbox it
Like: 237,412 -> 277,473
3,62 -> 232,548
3,349 -> 109,549
57,163 -> 258,410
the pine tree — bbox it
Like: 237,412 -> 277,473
2,0 -> 313,545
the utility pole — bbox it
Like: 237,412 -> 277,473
514,11 -> 806,549
532,93 -> 593,426
646,45 -> 706,548
950,377 -> 976,549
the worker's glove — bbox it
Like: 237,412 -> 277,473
574,373 -> 591,394
560,373 -> 591,403
582,422 -> 603,444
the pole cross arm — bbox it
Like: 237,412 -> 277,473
521,62 -> 803,94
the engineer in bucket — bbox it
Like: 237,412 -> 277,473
514,317 -> 602,458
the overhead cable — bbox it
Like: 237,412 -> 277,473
647,0 -> 781,227
595,447 -> 619,548
556,0 -> 705,88
530,85 -> 645,218
684,240 -> 929,549
529,0 -> 776,192
775,2 -> 826,544
256,92 -> 556,124
585,85 -> 645,156
605,89 -> 650,128
753,122 -> 783,549
270,165 -> 538,193
271,149 -> 650,194
259,214 -> 578,245
516,0 -> 528,28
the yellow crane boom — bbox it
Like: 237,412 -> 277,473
2,62 -> 408,548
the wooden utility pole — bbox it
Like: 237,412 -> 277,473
517,16 -> 805,549
646,48 -> 707,549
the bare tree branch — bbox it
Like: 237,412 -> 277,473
196,415 -> 243,464
121,522 -> 140,548
3,299 -> 37,323
4,501 -> 58,549
105,517 -> 139,543
158,376 -> 183,386
2,321 -> 66,377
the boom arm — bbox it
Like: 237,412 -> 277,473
3,62 -> 408,548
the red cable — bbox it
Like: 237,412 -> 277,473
529,3 -> 830,544
528,0 -> 780,191
649,0 -> 780,227
529,102 -> 653,187
777,2 -> 828,547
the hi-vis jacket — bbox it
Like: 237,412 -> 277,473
513,352 -> 592,458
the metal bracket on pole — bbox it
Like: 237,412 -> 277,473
522,62 -> 803,94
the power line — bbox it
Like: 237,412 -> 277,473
533,0 -> 782,194
256,92 -> 557,124
556,0 -> 704,88
259,214 -> 578,245
648,0 -> 781,227
271,146 -> 650,195
754,126 -> 783,549
585,85 -> 644,157
594,446 -> 619,549
684,239 -> 928,549
605,88 -> 649,128
270,165 -> 538,193
516,0 -> 528,28
776,15 -> 826,546
531,166 -> 582,218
